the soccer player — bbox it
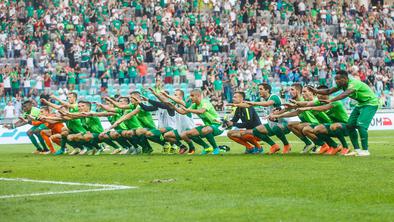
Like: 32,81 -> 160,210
270,84 -> 323,153
295,85 -> 350,155
236,83 -> 292,154
160,89 -> 197,154
34,106 -> 65,154
41,93 -> 87,155
4,100 -> 49,154
308,70 -> 379,156
225,91 -> 263,154
174,89 -> 223,155
96,97 -> 143,155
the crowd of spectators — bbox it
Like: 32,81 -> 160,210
0,0 -> 394,119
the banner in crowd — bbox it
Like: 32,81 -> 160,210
0,113 -> 393,145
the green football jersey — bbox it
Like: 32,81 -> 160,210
190,99 -> 220,126
341,78 -> 379,106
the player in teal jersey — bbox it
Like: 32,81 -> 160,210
296,85 -> 350,155
308,70 -> 379,156
173,89 -> 223,155
4,100 -> 49,154
230,83 -> 292,154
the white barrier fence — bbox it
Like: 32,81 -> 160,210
0,112 -> 393,145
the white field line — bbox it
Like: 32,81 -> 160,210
0,178 -> 137,199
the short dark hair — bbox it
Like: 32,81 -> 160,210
119,97 -> 130,103
259,83 -> 271,93
234,91 -> 246,99
131,91 -> 140,95
78,101 -> 91,109
317,85 -> 329,90
22,100 -> 32,106
336,70 -> 349,79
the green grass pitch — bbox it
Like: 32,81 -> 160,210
0,131 -> 393,222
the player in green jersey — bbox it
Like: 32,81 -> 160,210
308,70 -> 379,156
41,93 -> 87,155
296,85 -> 350,155
271,84 -> 331,153
99,96 -> 144,154
174,89 -> 223,155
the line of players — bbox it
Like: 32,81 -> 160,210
4,71 -> 378,157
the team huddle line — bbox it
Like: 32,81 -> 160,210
3,71 -> 378,157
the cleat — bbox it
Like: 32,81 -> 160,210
327,146 -> 342,155
244,148 -> 254,154
32,150 -> 41,154
41,151 -> 51,155
111,148 -> 122,155
340,148 -> 350,155
79,149 -> 88,155
178,145 -> 188,154
212,148 -> 220,155
252,147 -> 263,154
325,147 -> 334,155
268,144 -> 280,154
119,149 -> 131,155
69,148 -> 81,155
201,147 -> 213,155
282,144 -> 291,154
356,150 -> 370,157
187,149 -> 195,155
318,144 -> 330,154
54,149 -> 65,156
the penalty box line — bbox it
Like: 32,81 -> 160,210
0,177 -> 137,199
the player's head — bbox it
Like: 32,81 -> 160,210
67,92 -> 78,103
40,106 -> 50,115
190,89 -> 202,103
302,86 -> 314,101
290,83 -> 302,99
22,100 -> 33,112
316,85 -> 329,100
335,70 -> 349,87
233,91 -> 245,104
175,89 -> 184,100
130,91 -> 141,104
258,83 -> 271,98
78,101 -> 91,112
119,97 -> 130,105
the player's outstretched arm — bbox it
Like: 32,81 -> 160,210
298,104 -> 334,112
161,91 -> 186,107
107,109 -> 140,131
95,103 -> 116,112
271,110 -> 300,119
308,85 -> 340,95
325,89 -> 354,103
246,100 -> 274,107
41,98 -> 61,110
50,95 -> 75,109
104,97 -> 130,109
87,112 -> 117,117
